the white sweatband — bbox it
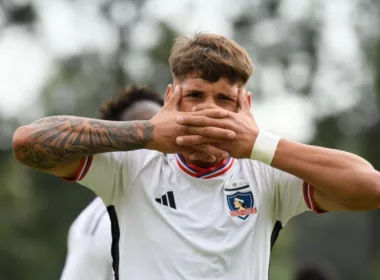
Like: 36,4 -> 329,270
250,130 -> 281,165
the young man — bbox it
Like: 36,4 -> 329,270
13,33 -> 380,280
60,85 -> 163,280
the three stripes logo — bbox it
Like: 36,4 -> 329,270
155,191 -> 176,209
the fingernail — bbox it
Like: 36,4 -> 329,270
227,131 -> 235,139
209,156 -> 216,162
220,111 -> 227,117
175,85 -> 180,93
176,137 -> 183,145
222,153 -> 229,159
189,154 -> 197,160
192,107 -> 197,112
177,116 -> 184,123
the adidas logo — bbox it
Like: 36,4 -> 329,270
155,191 -> 176,209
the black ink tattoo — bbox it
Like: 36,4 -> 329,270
13,116 -> 154,171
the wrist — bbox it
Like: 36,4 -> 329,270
137,121 -> 155,148
250,130 -> 281,165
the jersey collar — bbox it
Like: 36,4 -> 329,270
175,154 -> 235,179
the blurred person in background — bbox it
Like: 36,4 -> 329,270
60,85 -> 163,280
12,33 -> 380,280
294,261 -> 341,280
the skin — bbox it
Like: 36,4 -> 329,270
170,77 -> 380,211
12,84 -> 234,178
12,117 -> 153,172
167,74 -> 254,167
12,74 -> 380,212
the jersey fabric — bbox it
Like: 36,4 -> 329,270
60,197 -> 113,280
69,150 -> 319,280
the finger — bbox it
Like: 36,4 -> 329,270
192,103 -> 220,112
176,135 -> 226,146
196,108 -> 228,118
178,148 -> 216,162
190,144 -> 230,161
177,115 -> 229,129
165,85 -> 182,110
178,109 -> 228,123
191,154 -> 216,162
179,126 -> 235,140
238,88 -> 250,112
188,150 -> 217,162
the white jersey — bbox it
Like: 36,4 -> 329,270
70,150 -> 317,280
60,197 -> 113,280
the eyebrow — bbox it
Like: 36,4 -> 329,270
185,89 -> 204,94
185,89 -> 235,97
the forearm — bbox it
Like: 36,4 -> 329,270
12,116 -> 153,171
271,139 -> 380,208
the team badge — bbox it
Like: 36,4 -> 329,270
227,191 -> 257,220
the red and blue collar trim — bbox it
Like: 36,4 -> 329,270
175,154 -> 235,179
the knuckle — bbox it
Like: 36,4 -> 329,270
177,125 -> 185,135
210,109 -> 219,117
181,125 -> 188,135
203,127 -> 212,136
224,120 -> 234,130
216,128 -> 225,138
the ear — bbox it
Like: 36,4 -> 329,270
247,91 -> 252,108
165,84 -> 173,103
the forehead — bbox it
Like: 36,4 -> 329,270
178,76 -> 241,95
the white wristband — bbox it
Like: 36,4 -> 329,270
250,130 -> 281,165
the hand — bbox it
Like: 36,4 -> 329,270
175,89 -> 259,159
145,85 -> 235,162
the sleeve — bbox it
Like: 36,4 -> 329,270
60,234 -> 113,280
271,168 -> 325,225
64,150 -> 155,205
60,199 -> 113,280
64,153 -> 123,205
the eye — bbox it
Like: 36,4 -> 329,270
219,95 -> 233,101
187,91 -> 202,98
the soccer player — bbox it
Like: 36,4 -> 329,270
13,33 -> 380,280
60,85 -> 163,280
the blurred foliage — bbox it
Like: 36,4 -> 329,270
0,0 -> 379,280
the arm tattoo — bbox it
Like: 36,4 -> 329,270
14,116 -> 154,170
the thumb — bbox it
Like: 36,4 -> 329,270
166,85 -> 182,110
238,88 -> 250,112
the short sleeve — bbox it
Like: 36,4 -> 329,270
271,168 -> 325,225
271,169 -> 309,225
64,153 -> 123,204
64,150 -> 159,205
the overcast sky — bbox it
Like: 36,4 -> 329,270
0,0 -> 373,143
